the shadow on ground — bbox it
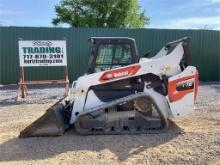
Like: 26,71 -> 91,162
0,122 -> 182,162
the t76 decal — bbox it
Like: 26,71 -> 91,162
168,69 -> 198,102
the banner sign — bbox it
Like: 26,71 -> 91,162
18,40 -> 67,66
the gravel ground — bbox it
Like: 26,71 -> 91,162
0,83 -> 220,165
0,85 -> 66,105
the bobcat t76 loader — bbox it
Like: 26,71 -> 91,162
19,37 -> 198,137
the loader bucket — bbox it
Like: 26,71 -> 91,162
19,98 -> 70,138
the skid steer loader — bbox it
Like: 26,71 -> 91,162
19,36 -> 198,137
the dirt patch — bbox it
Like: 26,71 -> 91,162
0,85 -> 220,164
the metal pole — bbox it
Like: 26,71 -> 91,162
64,38 -> 69,96
20,66 -> 25,98
64,66 -> 69,96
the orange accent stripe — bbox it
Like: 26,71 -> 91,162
99,65 -> 141,82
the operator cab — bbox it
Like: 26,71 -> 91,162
87,37 -> 139,74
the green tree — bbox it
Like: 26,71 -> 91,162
52,0 -> 149,28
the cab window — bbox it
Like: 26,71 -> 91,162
94,44 -> 132,72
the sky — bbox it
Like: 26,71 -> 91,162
0,0 -> 220,30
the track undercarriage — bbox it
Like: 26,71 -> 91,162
74,93 -> 168,135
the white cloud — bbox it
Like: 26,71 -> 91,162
0,9 -> 17,15
0,5 -> 23,26
207,0 -> 220,3
164,16 -> 220,30
0,18 -> 14,26
194,0 -> 220,4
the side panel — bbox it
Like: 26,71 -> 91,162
92,76 -> 144,102
84,90 -> 104,109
